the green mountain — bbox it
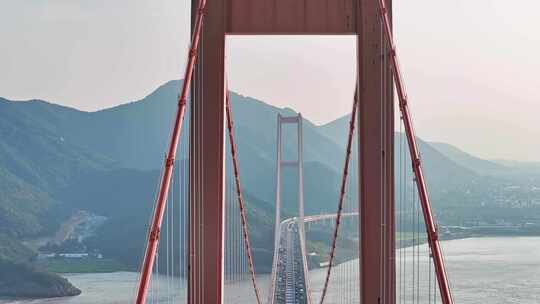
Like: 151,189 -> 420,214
0,98 -> 113,237
0,98 -> 112,298
0,81 -> 477,256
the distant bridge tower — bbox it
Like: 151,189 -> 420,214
269,114 -> 311,304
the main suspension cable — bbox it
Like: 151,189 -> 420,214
375,1 -> 454,303
224,82 -> 263,304
318,89 -> 359,304
135,0 -> 207,302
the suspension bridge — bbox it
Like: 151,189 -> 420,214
133,0 -> 455,303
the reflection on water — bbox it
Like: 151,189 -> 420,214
2,237 -> 540,304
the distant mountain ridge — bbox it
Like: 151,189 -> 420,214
0,98 -> 112,238
0,79 -> 497,239
429,142 -> 508,176
318,113 -> 479,190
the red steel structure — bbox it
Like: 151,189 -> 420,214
376,0 -> 454,303
189,2 -> 395,303
135,0 -> 454,303
134,0 -> 207,302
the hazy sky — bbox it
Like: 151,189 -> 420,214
1,0 -> 539,161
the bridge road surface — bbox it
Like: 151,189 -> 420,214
272,213 -> 358,304
274,218 -> 308,304
285,222 -> 295,303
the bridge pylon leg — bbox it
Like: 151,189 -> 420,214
357,0 -> 395,303
188,0 -> 226,303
